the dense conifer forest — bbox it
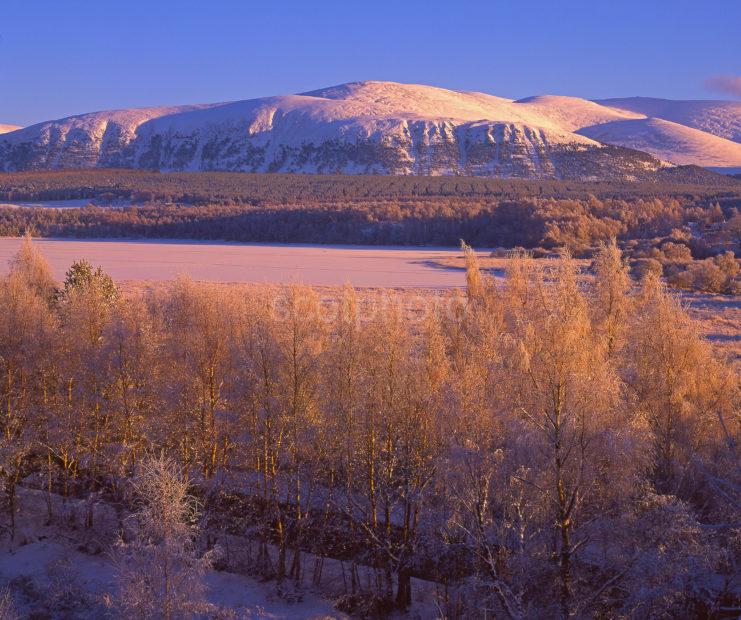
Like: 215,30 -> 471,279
1,168 -> 739,204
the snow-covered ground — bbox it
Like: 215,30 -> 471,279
0,238 -> 481,288
0,488 -> 345,619
0,199 -> 134,209
0,199 -> 100,209
0,544 -> 344,619
0,486 -> 444,618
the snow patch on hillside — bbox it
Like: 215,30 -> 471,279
515,95 -> 645,132
577,117 -> 741,167
596,97 -> 741,143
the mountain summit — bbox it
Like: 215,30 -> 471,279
1,81 -> 739,178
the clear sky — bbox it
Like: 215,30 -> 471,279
1,0 -> 739,126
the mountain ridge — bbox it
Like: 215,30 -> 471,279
1,81 -> 739,178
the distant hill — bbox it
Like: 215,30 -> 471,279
595,97 -> 741,142
576,117 -> 741,170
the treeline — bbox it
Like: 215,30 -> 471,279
0,239 -> 738,617
0,167 -> 739,205
1,195 -> 739,256
2,170 -> 740,264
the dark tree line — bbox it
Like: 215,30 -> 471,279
1,167 -> 738,206
1,194 -> 739,256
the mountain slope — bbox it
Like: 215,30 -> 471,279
577,117 -> 741,170
0,125 -> 22,135
595,97 -> 741,143
1,81 -> 737,179
514,95 -> 644,132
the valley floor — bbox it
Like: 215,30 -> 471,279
0,238 -> 477,288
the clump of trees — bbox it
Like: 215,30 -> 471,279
667,251 -> 740,294
0,238 -> 738,617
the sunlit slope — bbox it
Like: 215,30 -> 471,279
596,97 -> 741,143
577,117 -> 741,169
2,81 -> 738,177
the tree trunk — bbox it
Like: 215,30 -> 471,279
395,566 -> 412,609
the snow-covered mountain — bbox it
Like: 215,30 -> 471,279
576,117 -> 741,170
1,81 -> 739,178
595,97 -> 741,143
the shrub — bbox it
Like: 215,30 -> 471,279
676,260 -> 726,293
668,268 -> 694,290
660,242 -> 692,263
631,258 -> 663,280
670,252 -> 741,293
662,262 -> 686,280
714,251 -> 739,279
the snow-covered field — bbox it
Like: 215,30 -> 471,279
0,199 -> 100,209
0,238 -> 475,287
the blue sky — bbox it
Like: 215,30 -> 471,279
1,0 -> 739,126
